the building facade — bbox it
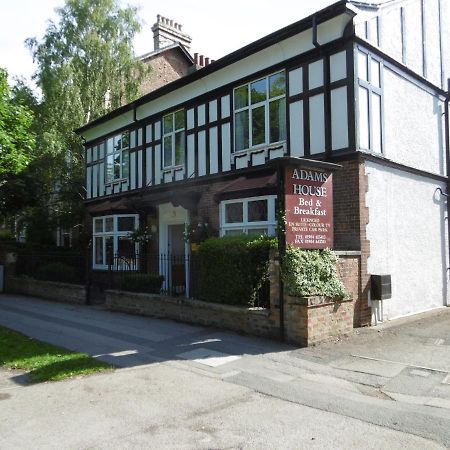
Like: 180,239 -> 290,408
77,0 -> 450,325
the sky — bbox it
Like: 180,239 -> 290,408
0,0 -> 337,88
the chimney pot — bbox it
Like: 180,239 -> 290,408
199,55 -> 204,66
194,53 -> 199,64
205,57 -> 210,65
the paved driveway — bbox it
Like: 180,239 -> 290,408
1,294 -> 450,449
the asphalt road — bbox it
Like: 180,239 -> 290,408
0,294 -> 449,449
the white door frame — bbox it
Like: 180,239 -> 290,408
158,203 -> 190,297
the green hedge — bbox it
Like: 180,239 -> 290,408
196,235 -> 276,307
120,273 -> 164,294
35,263 -> 79,284
282,247 -> 347,299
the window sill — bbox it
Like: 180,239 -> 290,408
232,142 -> 286,160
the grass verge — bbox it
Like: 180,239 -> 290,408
0,326 -> 112,383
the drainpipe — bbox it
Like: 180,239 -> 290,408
445,79 -> 450,281
312,15 -> 320,48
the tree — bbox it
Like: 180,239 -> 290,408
21,0 -> 148,243
0,68 -> 35,186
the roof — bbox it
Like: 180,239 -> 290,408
76,0 -> 354,135
138,42 -> 194,65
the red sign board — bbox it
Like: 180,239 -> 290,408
285,166 -> 334,249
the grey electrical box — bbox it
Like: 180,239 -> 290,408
371,274 -> 391,300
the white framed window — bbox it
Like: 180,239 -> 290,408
220,195 -> 277,236
233,71 -> 286,152
163,110 -> 185,168
105,131 -> 130,183
92,214 -> 139,270
357,49 -> 383,154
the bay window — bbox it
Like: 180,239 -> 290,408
92,214 -> 139,269
234,71 -> 286,152
220,196 -> 277,236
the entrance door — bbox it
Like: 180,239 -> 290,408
168,224 -> 186,295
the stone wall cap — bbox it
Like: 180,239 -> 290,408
106,289 -> 270,315
334,251 -> 362,256
286,294 -> 352,307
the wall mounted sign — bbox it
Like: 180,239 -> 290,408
285,166 -> 334,249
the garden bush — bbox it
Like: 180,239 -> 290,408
282,247 -> 347,299
35,263 -> 79,284
120,273 -> 164,294
196,235 -> 276,307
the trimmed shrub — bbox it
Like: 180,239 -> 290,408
282,247 -> 347,299
196,235 -> 276,307
120,273 -> 164,294
35,263 -> 79,284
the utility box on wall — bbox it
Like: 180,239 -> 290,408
371,274 -> 392,301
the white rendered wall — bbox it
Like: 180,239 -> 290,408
383,66 -> 446,176
365,160 -> 448,321
353,0 -> 449,90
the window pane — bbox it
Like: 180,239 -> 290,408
118,216 -> 135,231
163,114 -> 173,134
225,203 -> 243,223
113,152 -> 121,179
95,237 -> 103,264
372,93 -> 382,153
235,110 -> 249,151
163,136 -> 173,167
234,86 -> 248,109
105,217 -> 113,232
252,105 -> 266,146
371,59 -> 381,88
106,138 -> 114,154
358,86 -> 370,149
122,149 -> 129,179
269,72 -> 286,98
269,98 -> 286,143
94,218 -> 103,233
251,79 -> 266,104
118,237 -> 134,258
175,131 -> 185,166
247,228 -> 268,236
224,229 -> 244,236
122,132 -> 129,149
106,154 -> 114,182
248,200 -> 268,222
114,134 -> 122,151
174,110 -> 185,130
105,236 -> 114,262
358,51 -> 368,81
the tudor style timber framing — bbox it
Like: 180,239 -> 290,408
79,0 -> 450,325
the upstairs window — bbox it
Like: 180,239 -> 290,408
106,131 -> 129,183
163,110 -> 185,168
234,71 -> 287,152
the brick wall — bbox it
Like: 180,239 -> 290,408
6,276 -> 86,305
106,290 -> 280,339
140,48 -> 192,95
333,156 -> 372,327
285,296 -> 354,346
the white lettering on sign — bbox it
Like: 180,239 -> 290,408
292,169 -> 329,182
292,184 -> 327,197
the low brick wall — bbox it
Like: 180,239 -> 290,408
6,276 -> 86,305
105,290 -> 280,339
285,295 -> 354,346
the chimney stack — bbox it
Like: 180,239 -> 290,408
151,15 -> 192,51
